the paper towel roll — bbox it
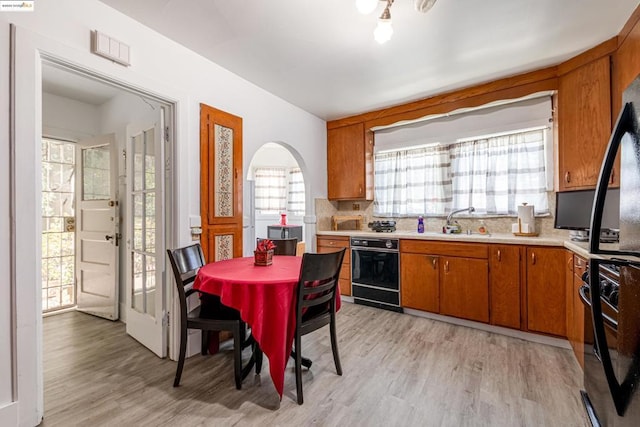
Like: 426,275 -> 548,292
517,203 -> 535,233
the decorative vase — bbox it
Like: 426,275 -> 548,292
254,249 -> 274,266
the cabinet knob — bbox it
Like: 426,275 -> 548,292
531,252 -> 536,265
431,257 -> 437,269
444,260 -> 449,273
565,171 -> 571,183
497,249 -> 501,262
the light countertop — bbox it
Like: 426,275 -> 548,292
316,230 -> 632,259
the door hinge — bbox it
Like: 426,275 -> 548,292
164,126 -> 170,143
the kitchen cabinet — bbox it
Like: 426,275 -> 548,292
440,257 -> 489,323
526,247 -> 567,337
400,253 -> 439,312
327,122 -> 374,200
400,240 -> 488,322
558,56 -> 614,190
316,235 -> 351,296
565,251 -> 575,359
489,245 -> 522,329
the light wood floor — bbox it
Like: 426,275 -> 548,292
42,303 -> 589,426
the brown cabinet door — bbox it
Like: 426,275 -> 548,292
200,104 -> 243,261
327,123 -> 373,200
526,247 -> 566,336
558,56 -> 613,190
572,255 -> 587,368
565,251 -> 575,347
317,236 -> 351,296
440,257 -> 489,323
489,245 -> 521,329
401,253 -> 439,312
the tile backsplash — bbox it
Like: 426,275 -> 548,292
315,193 -> 570,238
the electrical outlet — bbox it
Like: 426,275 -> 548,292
352,203 -> 360,211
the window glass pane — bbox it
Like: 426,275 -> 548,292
82,145 -> 110,200
132,252 -> 144,312
133,134 -> 144,191
145,255 -> 156,316
133,194 -> 144,251
145,128 -> 155,190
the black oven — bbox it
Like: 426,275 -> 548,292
350,237 -> 402,312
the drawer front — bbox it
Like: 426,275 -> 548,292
400,240 -> 488,259
317,236 -> 350,249
573,255 -> 587,280
352,284 -> 400,306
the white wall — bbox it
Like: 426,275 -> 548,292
42,92 -> 100,141
1,1 -> 327,425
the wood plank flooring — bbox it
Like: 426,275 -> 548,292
41,303 -> 589,426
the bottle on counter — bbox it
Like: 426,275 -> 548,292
418,216 -> 425,233
478,220 -> 488,235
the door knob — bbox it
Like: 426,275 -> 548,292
105,234 -> 114,241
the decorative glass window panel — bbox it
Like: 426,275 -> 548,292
82,145 -> 110,200
215,235 -> 233,261
214,124 -> 234,217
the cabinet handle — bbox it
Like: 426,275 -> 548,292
359,185 -> 363,195
497,250 -> 501,262
567,257 -> 573,271
610,167 -> 615,184
565,171 -> 571,183
431,257 -> 437,269
531,252 -> 536,265
444,260 -> 449,273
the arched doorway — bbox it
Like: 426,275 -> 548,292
245,142 -> 308,255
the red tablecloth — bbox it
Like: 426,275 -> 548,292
193,255 -> 341,398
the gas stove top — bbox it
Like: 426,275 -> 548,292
368,220 -> 396,232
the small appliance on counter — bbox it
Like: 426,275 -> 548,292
512,203 -> 538,236
368,220 -> 396,232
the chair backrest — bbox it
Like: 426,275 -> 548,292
256,237 -> 298,256
167,244 -> 206,314
295,249 -> 345,329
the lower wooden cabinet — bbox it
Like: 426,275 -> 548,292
489,245 -> 522,329
527,247 -> 567,337
440,256 -> 489,323
400,253 -> 439,312
317,235 -> 351,296
570,254 -> 587,368
400,240 -> 489,322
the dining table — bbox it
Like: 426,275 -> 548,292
193,255 -> 341,399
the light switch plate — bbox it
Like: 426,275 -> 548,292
91,30 -> 131,67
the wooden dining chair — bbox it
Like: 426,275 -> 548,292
256,237 -> 298,256
293,248 -> 346,404
167,243 -> 251,390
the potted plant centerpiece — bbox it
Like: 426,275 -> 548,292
254,239 -> 276,266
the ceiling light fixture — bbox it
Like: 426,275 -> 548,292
357,0 -> 438,44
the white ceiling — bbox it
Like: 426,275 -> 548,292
98,0 -> 639,121
42,63 -> 123,105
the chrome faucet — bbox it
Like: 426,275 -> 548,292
446,206 -> 475,225
443,206 -> 475,234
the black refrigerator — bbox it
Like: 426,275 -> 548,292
582,76 -> 640,427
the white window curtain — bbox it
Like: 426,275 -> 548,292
374,145 -> 451,216
287,168 -> 305,216
374,128 -> 549,217
254,167 -> 287,213
450,129 -> 548,215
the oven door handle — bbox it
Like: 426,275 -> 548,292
580,284 -> 618,331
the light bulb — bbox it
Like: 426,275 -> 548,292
374,19 -> 393,44
356,0 -> 379,15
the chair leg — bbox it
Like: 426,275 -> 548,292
233,323 -> 242,390
174,325 -> 188,387
295,334 -> 303,405
201,330 -> 209,355
255,343 -> 263,375
330,313 -> 342,376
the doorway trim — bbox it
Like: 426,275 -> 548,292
11,25 -> 181,426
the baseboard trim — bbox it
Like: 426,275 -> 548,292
0,401 -> 18,426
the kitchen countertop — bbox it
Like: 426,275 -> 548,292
316,230 -> 635,259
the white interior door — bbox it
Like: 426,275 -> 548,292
75,134 -> 119,320
125,109 -> 167,357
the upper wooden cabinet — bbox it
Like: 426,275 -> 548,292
558,56 -> 614,190
327,123 -> 374,200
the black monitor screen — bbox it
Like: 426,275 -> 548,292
554,188 -> 620,230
